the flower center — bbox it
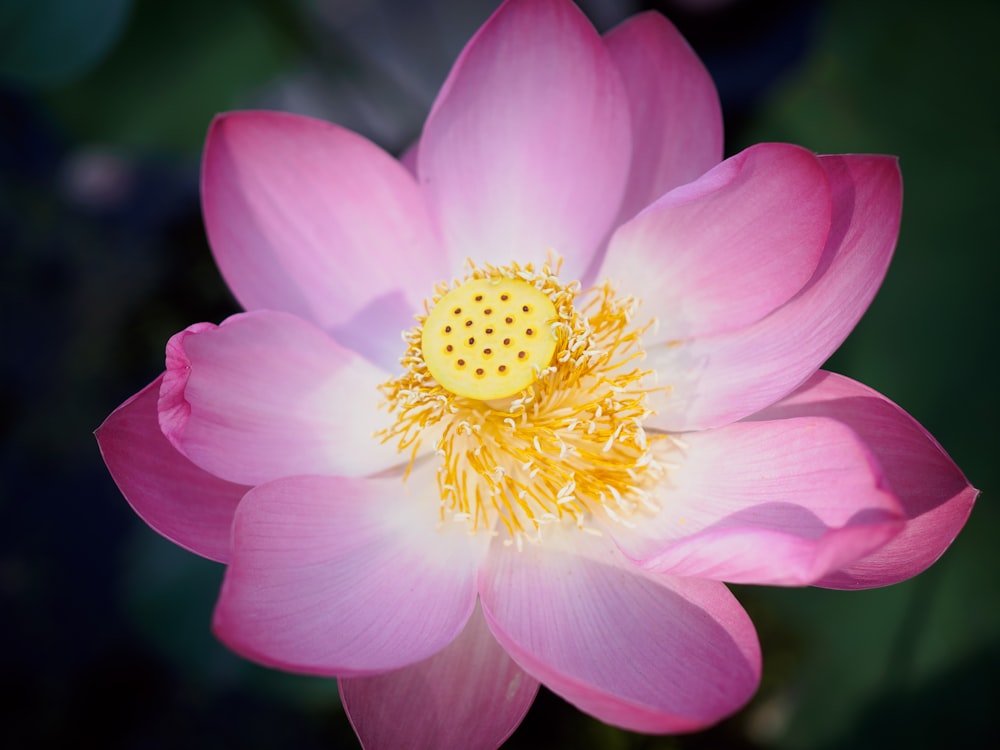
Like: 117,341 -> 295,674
420,278 -> 559,400
380,258 -> 666,546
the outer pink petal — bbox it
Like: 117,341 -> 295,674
612,417 -> 904,586
398,140 -> 418,177
601,143 -> 830,341
479,531 -> 760,734
202,110 -> 443,361
645,153 -> 902,431
96,377 -> 248,563
158,310 -> 397,486
340,604 -> 539,750
749,371 -> 978,589
213,470 -> 488,676
418,0 -> 631,281
604,11 -> 723,225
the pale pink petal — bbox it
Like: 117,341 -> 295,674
613,417 -> 904,585
96,377 -> 248,563
340,604 -> 538,750
604,11 -> 723,225
479,530 -> 760,733
213,469 -> 488,676
202,110 -> 443,348
158,310 -> 398,486
749,371 -> 978,589
418,0 -> 631,281
645,153 -> 902,431
602,143 -> 830,341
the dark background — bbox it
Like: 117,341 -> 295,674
2,0 -> 997,747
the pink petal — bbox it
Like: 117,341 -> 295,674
158,310 -> 398,486
613,417 -> 904,586
645,153 -> 902,431
418,0 -> 631,281
750,371 -> 978,589
340,604 -> 538,750
213,469 -> 488,676
602,143 -> 830,341
604,11 -> 723,225
96,377 -> 248,563
202,110 -> 443,354
479,530 -> 760,733
398,139 -> 418,177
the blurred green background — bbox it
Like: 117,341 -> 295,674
1,0 -> 996,747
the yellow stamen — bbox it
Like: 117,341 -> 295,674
379,258 -> 667,545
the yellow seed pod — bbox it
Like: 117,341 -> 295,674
421,277 -> 559,400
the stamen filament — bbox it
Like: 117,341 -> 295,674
379,258 -> 669,545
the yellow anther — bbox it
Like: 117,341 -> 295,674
381,258 -> 667,545
421,278 -> 559,400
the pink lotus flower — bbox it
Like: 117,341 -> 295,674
97,0 -> 977,747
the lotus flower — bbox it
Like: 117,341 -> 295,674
96,0 -> 977,747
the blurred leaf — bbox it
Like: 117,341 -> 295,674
0,0 -> 132,87
741,0 -> 999,448
41,0 -> 297,153
741,0 -> 998,747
